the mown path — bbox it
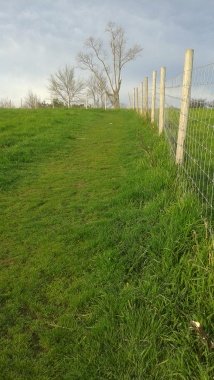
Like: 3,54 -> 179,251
0,109 -> 213,379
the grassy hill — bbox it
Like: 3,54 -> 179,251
0,109 -> 213,379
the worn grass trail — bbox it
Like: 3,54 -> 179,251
0,109 -> 213,379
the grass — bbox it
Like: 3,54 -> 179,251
0,108 -> 213,379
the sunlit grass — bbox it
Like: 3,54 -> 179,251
0,108 -> 213,379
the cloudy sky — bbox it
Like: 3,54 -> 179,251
0,0 -> 213,106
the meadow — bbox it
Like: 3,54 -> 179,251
0,108 -> 213,379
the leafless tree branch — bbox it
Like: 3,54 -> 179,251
48,65 -> 85,107
78,21 -> 142,108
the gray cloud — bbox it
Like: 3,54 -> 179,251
0,0 -> 213,105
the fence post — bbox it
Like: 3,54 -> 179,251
140,82 -> 143,115
159,67 -> 166,134
151,70 -> 157,123
136,87 -> 139,113
143,77 -> 148,116
128,92 -> 131,109
176,49 -> 194,164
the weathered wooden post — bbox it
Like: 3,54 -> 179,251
143,77 -> 148,117
151,71 -> 157,124
140,82 -> 143,115
159,67 -> 166,134
136,87 -> 139,113
176,49 -> 194,164
128,92 -> 131,109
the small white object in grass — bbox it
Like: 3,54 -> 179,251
190,320 -> 201,329
190,320 -> 214,350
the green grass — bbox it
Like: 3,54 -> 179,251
0,108 -> 213,379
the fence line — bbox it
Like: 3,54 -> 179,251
130,48 -> 214,236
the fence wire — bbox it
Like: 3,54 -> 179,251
162,63 -> 214,233
132,60 -> 214,234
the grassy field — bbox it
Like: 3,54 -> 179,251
0,108 -> 213,379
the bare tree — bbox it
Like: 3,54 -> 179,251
0,98 -> 14,108
190,98 -> 206,108
87,74 -> 107,108
24,91 -> 40,109
78,22 -> 142,108
48,65 -> 84,108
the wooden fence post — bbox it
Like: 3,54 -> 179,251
159,67 -> 166,134
136,87 -> 139,113
128,93 -> 131,109
176,49 -> 194,164
151,70 -> 157,123
143,77 -> 148,116
140,82 -> 143,115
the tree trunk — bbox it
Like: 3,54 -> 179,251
112,91 -> 120,109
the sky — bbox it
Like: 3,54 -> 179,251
0,0 -> 214,106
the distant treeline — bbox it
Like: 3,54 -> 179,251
190,98 -> 214,108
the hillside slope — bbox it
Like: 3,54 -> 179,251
0,109 -> 213,379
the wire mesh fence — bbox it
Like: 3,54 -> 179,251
131,50 -> 214,236
165,63 -> 214,233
